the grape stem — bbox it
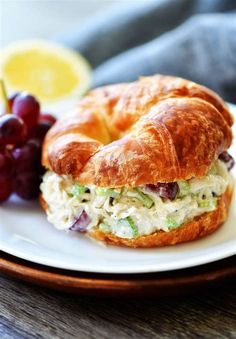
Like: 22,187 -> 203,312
0,79 -> 10,113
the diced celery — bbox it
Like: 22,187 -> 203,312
96,187 -> 119,198
127,217 -> 138,237
118,216 -> 138,237
134,188 -> 154,208
178,181 -> 190,197
99,223 -> 110,233
70,183 -> 86,196
198,198 -> 217,209
166,216 -> 180,230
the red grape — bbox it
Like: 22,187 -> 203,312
14,171 -> 40,200
0,151 -> 14,178
70,210 -> 91,232
39,113 -> 56,125
0,177 -> 12,203
8,92 -> 19,111
12,93 -> 40,130
219,151 -> 235,171
26,139 -> 45,174
146,182 -> 178,200
29,121 -> 52,142
0,114 -> 26,145
12,142 -> 41,173
26,138 -> 42,152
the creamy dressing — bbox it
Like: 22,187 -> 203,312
40,160 -> 231,239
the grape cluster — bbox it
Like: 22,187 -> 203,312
0,91 -> 56,203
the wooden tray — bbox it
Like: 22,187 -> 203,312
1,251 -> 236,296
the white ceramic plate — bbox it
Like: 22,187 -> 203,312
0,105 -> 235,274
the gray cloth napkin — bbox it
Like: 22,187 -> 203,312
59,0 -> 236,102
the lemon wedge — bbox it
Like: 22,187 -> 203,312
0,40 -> 92,103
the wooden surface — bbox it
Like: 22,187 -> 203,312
1,260 -> 236,338
1,252 -> 236,297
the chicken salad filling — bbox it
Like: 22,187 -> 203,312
40,159 -> 232,239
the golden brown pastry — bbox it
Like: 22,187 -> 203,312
41,75 -> 234,248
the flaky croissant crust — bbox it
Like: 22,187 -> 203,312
42,75 -> 233,187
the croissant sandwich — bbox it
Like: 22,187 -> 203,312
40,75 -> 235,248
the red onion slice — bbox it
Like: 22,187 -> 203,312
69,210 -> 91,233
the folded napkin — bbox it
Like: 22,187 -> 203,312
59,0 -> 236,102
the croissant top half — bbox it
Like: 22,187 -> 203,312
42,75 -> 233,187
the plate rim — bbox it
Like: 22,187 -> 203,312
0,237 -> 236,274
